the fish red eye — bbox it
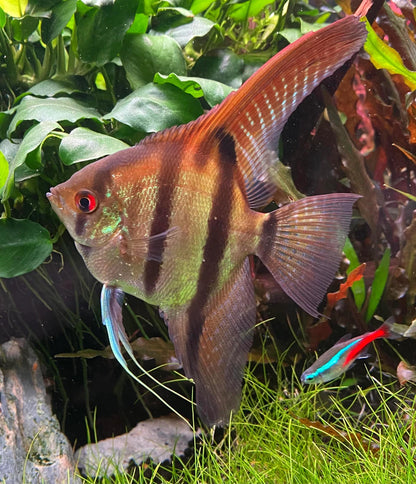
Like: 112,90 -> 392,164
75,190 -> 98,213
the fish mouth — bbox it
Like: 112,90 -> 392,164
46,187 -> 62,210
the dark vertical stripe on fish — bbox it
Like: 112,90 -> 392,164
258,212 -> 278,264
143,145 -> 181,294
92,165 -> 111,198
194,139 -> 215,168
186,128 -> 237,366
75,213 -> 88,237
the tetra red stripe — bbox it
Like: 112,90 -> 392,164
343,326 -> 389,366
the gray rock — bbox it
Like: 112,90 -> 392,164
0,338 -> 80,484
76,415 -> 198,478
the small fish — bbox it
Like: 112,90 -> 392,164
47,10 -> 368,425
301,319 -> 399,384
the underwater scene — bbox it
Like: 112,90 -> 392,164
1,0 -> 416,482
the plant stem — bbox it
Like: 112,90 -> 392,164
1,200 -> 11,218
100,65 -> 117,106
50,223 -> 66,244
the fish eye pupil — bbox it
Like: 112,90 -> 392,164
79,197 -> 90,209
75,191 -> 97,213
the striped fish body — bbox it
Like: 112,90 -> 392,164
47,8 -> 370,426
56,130 -> 261,309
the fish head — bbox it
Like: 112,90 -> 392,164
300,368 -> 327,385
300,369 -> 315,385
47,158 -> 125,248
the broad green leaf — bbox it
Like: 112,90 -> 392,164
365,21 -> 416,91
76,0 -> 137,65
189,0 -> 212,15
40,0 -> 77,44
227,0 -> 275,21
153,73 -> 234,107
0,0 -> 27,17
7,96 -> 101,135
25,0 -> 61,17
0,112 -> 10,140
13,120 -> 61,167
2,121 -> 61,201
192,49 -> 244,89
105,83 -> 203,133
157,16 -> 217,47
0,151 -> 8,192
59,127 -> 129,165
0,139 -> 36,184
126,12 -> 149,34
25,78 -> 88,98
10,15 -> 39,41
279,28 -> 302,43
343,238 -> 365,310
0,218 -> 52,278
299,17 -> 327,33
0,7 -> 6,27
190,0 -> 213,15
0,139 -> 19,166
157,6 -> 194,18
25,145 -> 42,169
365,248 -> 391,322
81,0 -> 115,5
154,73 -> 204,99
121,33 -> 186,90
15,163 -> 39,183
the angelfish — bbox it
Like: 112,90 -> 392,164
301,319 -> 399,384
47,9 -> 369,426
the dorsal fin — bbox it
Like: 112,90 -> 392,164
190,13 -> 368,208
136,8 -> 369,208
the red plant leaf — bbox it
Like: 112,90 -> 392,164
327,263 -> 366,310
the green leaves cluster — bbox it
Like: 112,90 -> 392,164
0,0 -> 329,278
364,21 -> 416,91
344,239 -> 391,323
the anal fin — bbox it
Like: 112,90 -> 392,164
163,258 -> 256,426
100,284 -> 192,424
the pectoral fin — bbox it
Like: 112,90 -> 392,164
101,284 -> 129,370
100,284 -> 191,423
101,284 -> 148,374
162,258 -> 256,426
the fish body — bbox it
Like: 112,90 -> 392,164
47,12 -> 368,425
301,320 -> 397,384
64,134 -> 260,308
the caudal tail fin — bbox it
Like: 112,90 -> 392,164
380,316 -> 404,340
256,193 -> 360,317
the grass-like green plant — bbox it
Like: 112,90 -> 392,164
2,1 -> 416,481
76,359 -> 416,483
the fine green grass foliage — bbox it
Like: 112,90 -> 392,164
76,361 -> 416,484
